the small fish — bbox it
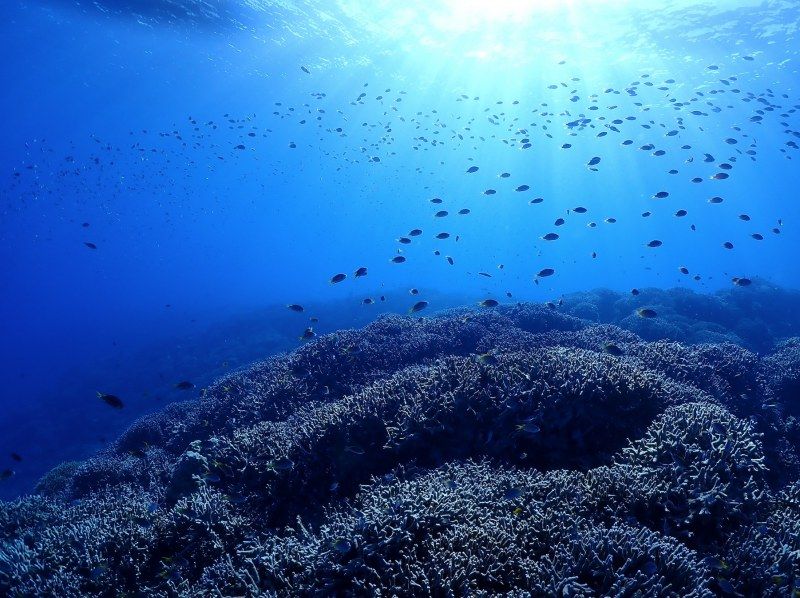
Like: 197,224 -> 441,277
269,457 -> 294,471
300,327 -> 315,340
499,172 -> 511,178
478,299 -> 499,308
84,242 -> 97,249
537,268 -> 555,278
97,392 -> 124,409
0,469 -> 14,480
732,277 -> 752,287
675,210 -> 687,217
587,156 -> 601,167
723,242 -> 734,249
541,233 -> 559,241
354,267 -> 368,277
409,288 -> 419,295
483,189 -> 497,195
10,453 -> 22,462
554,218 -> 565,226
409,301 -> 428,313
458,208 -> 470,215
174,381 -> 195,391
300,65 -> 310,73
430,197 -> 443,204
435,232 -> 450,239
477,352 -> 499,365
330,273 -> 346,284
708,196 -> 724,204
362,298 -> 374,305
573,206 -> 587,213
390,256 -> 406,263
711,172 -> 730,180
332,539 -> 351,553
637,308 -> 658,318
408,229 -> 423,236
434,210 -> 448,218
631,288 -> 640,296
647,240 -> 663,248
751,233 -> 764,240
466,166 -> 479,173
515,419 -> 540,435
287,304 -> 304,312
604,343 -> 624,356
679,266 -> 689,275
515,184 -> 530,192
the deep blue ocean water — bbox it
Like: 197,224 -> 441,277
0,0 -> 798,504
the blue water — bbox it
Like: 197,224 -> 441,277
0,0 -> 798,500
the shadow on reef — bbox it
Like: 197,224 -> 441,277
3,283 -> 800,596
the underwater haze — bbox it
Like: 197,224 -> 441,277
2,0 -> 800,595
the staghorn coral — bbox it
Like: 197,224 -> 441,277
3,295 -> 800,595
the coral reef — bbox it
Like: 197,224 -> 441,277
3,291 -> 800,596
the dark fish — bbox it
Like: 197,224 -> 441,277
499,172 -> 511,178
435,210 -> 448,218
354,267 -> 368,277
605,218 -> 617,224
554,218 -> 565,226
652,191 -> 669,199
430,197 -> 443,204
435,232 -> 450,239
409,301 -> 428,313
604,343 -> 624,356
483,189 -> 497,195
84,242 -> 97,249
409,288 -> 419,295
446,256 -> 454,265
751,233 -> 764,240
537,268 -> 555,278
647,240 -> 663,248
679,267 -> 689,275
10,453 -> 22,462
637,308 -> 658,318
708,196 -> 724,204
300,327 -> 315,340
631,288 -> 640,296
587,156 -> 601,167
458,209 -> 470,215
174,381 -> 195,390
642,211 -> 652,217
409,229 -> 423,236
723,242 -> 734,249
362,298 -> 374,305
330,273 -> 346,284
573,206 -> 587,213
300,65 -> 310,73
466,166 -> 479,173
541,233 -> 559,241
397,237 -> 411,244
97,392 -> 124,409
478,299 -> 499,308
332,539 -> 351,554
530,197 -> 544,204
287,304 -> 304,312
738,214 -> 750,221
390,256 -> 406,263
0,469 -> 14,480
711,172 -> 729,180
515,185 -> 530,192
675,210 -> 687,217
732,277 -> 752,286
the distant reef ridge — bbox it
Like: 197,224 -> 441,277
2,283 -> 800,596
